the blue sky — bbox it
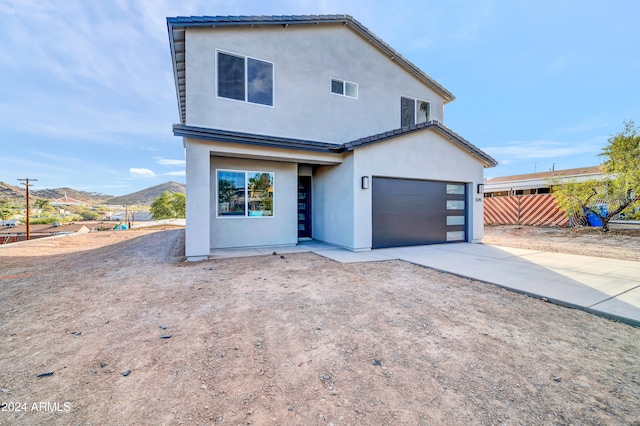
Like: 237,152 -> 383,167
1,0 -> 638,195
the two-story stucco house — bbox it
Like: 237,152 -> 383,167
167,14 -> 497,261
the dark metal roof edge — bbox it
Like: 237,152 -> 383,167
166,15 -> 454,102
172,124 -> 346,153
167,14 -> 353,26
345,121 -> 498,168
167,20 -> 184,124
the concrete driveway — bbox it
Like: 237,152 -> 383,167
373,243 -> 640,327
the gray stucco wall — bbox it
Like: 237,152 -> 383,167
352,130 -> 486,249
184,140 -> 211,260
185,24 -> 446,143
312,153 -> 355,249
209,156 -> 297,249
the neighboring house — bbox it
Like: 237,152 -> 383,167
167,14 -> 497,261
0,223 -> 90,244
484,166 -> 603,197
483,166 -> 603,227
50,193 -> 85,207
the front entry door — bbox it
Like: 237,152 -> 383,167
298,176 -> 312,238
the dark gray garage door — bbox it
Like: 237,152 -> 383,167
372,177 -> 467,249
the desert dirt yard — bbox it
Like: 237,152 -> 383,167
0,227 -> 639,425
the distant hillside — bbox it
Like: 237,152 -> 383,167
0,181 -> 110,205
1,181 -> 186,206
106,182 -> 186,206
0,181 -> 25,202
32,187 -> 113,205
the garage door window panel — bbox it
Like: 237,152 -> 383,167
446,184 -> 465,194
446,216 -> 465,226
447,231 -> 465,241
446,200 -> 465,210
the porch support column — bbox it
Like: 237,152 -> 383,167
185,139 -> 211,261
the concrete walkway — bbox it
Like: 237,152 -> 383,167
210,241 -> 640,327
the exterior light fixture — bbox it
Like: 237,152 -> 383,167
477,183 -> 484,194
361,176 -> 370,189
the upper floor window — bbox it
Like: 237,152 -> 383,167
217,51 -> 274,106
331,78 -> 358,98
401,96 -> 430,127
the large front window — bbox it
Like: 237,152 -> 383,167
217,51 -> 274,106
217,170 -> 274,217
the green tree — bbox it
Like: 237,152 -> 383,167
552,120 -> 640,231
150,191 -> 186,220
77,208 -> 102,220
33,198 -> 51,210
0,199 -> 13,220
171,192 -> 186,218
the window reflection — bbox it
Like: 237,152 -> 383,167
218,170 -> 274,217
218,171 -> 245,216
248,172 -> 274,217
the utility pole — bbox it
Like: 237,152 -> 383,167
18,178 -> 38,240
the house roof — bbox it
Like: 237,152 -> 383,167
173,120 -> 498,168
173,124 -> 345,153
344,120 -> 497,167
166,14 -> 455,124
0,223 -> 90,235
487,166 -> 602,184
50,195 -> 85,206
484,166 -> 603,192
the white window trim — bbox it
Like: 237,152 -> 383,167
215,49 -> 275,108
330,77 -> 358,99
401,95 -> 431,125
216,169 -> 275,219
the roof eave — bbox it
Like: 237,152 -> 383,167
345,121 -> 497,168
167,19 -> 186,124
172,124 -> 346,153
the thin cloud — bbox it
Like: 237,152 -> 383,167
129,168 -> 156,177
165,171 -> 186,176
484,140 -> 599,160
561,118 -> 609,133
156,158 -> 186,166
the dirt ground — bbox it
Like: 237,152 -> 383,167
483,225 -> 640,263
0,228 -> 639,425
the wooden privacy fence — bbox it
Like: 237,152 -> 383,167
484,194 -> 570,227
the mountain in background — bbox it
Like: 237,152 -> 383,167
106,182 -> 186,206
0,181 -> 25,202
0,181 -> 185,206
32,187 -> 113,205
